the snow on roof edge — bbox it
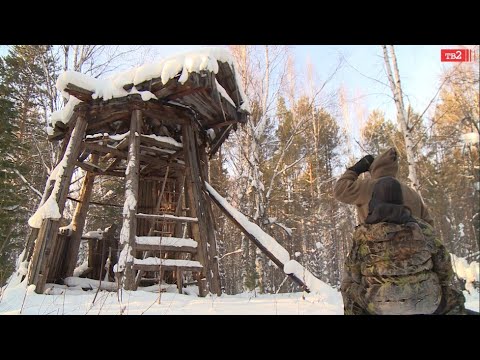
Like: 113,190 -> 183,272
54,47 -> 250,114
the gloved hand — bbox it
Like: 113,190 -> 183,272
348,155 -> 374,175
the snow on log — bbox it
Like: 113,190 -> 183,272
63,277 -> 118,291
204,181 -> 321,292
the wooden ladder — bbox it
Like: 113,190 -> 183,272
131,168 -> 202,293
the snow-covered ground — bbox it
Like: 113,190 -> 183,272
1,251 -> 477,315
0,280 -> 342,315
0,276 -> 477,315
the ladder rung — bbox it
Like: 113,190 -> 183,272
135,236 -> 198,253
136,213 -> 198,222
133,258 -> 203,272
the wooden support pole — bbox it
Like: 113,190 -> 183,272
199,143 -> 222,295
27,114 -> 88,293
176,268 -> 184,294
119,109 -> 142,290
60,153 -> 99,278
22,126 -> 75,264
182,123 -> 221,296
174,174 -> 186,238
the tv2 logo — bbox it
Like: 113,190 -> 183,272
441,49 -> 477,62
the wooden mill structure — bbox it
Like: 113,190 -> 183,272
23,50 -> 249,296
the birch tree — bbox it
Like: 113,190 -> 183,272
382,45 -> 422,195
227,45 -> 291,292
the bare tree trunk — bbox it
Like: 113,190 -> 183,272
382,45 -> 422,197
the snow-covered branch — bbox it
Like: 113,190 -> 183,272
13,169 -> 42,198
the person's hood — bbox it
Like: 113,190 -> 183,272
370,147 -> 399,179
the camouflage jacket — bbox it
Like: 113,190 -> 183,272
341,218 -> 455,315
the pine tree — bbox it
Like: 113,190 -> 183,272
0,94 -> 25,285
422,64 -> 479,260
0,46 -> 59,283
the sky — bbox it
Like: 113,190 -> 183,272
294,45 -> 452,118
0,44 -> 460,154
0,44 -> 455,118
142,45 -> 454,120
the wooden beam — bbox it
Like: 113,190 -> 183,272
67,196 -> 122,208
182,123 -> 221,296
168,149 -> 184,162
139,134 -> 183,151
204,183 -> 310,292
64,83 -> 94,102
61,154 -> 99,278
83,142 -> 125,158
105,158 -> 122,172
198,142 -> 222,294
120,109 -> 142,290
23,125 -> 76,264
209,124 -> 233,158
28,114 -> 89,293
76,161 -> 125,177
210,120 -> 238,129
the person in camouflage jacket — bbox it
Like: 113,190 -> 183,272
340,176 -> 466,315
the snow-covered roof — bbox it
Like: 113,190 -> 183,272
50,47 -> 250,133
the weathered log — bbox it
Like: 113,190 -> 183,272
61,154 -> 99,278
204,183 -> 310,292
182,122 -> 221,296
28,114 -> 89,293
120,109 -> 142,290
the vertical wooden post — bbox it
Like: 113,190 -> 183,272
199,142 -> 222,295
61,154 -> 99,278
27,113 -> 88,293
176,268 -> 184,294
119,109 -> 141,290
182,123 -> 221,296
22,126 -> 75,264
174,174 -> 186,238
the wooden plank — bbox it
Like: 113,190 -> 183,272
76,161 -> 125,177
28,114 -> 89,293
87,224 -> 118,280
139,145 -> 175,157
139,134 -> 183,151
133,264 -> 203,272
83,140 -> 181,170
83,142 -> 125,158
47,233 -> 68,283
87,110 -> 131,133
134,244 -> 197,253
60,154 -> 99,278
64,83 -> 94,102
135,213 -> 198,222
119,109 -> 142,290
217,61 -> 240,106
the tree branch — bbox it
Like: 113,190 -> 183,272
13,169 -> 42,198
